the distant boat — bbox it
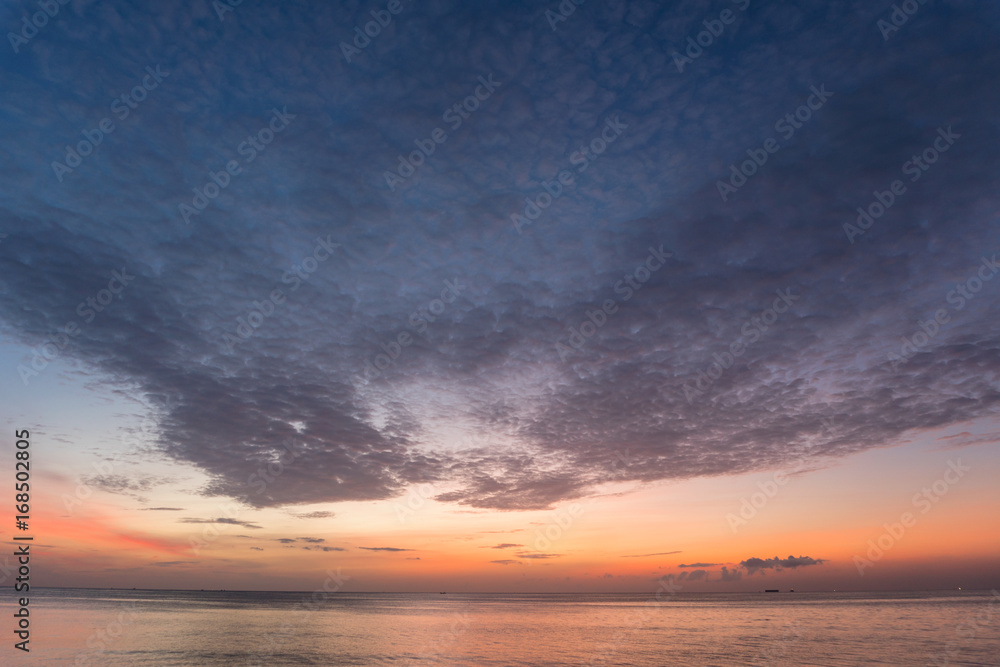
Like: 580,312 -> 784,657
440,592 -> 446,594
764,589 -> 779,593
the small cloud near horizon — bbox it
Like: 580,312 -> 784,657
179,518 -> 262,529
740,555 -> 826,574
290,511 -> 335,519
622,551 -> 682,558
517,552 -> 562,559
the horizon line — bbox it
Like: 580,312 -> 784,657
17,586 -> 989,595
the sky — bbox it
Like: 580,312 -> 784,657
0,0 -> 998,593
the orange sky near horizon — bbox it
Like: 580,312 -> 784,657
11,413 -> 998,594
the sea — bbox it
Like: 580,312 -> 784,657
7,588 -> 999,665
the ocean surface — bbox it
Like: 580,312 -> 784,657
7,588 -> 999,665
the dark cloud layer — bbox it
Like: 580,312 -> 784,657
1,1 -> 998,512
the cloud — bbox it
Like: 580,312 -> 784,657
151,561 -> 190,567
490,560 -> 523,566
933,431 -> 1000,450
359,547 -> 414,552
487,543 -> 523,549
290,511 -> 335,519
720,567 -> 742,582
679,562 -> 719,568
739,555 -> 826,574
179,518 -> 262,529
81,475 -> 172,498
621,551 -> 683,558
271,537 -> 340,551
141,507 -> 185,511
250,547 -> 264,551
517,552 -> 562,560
0,0 -> 997,517
406,557 -> 421,560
